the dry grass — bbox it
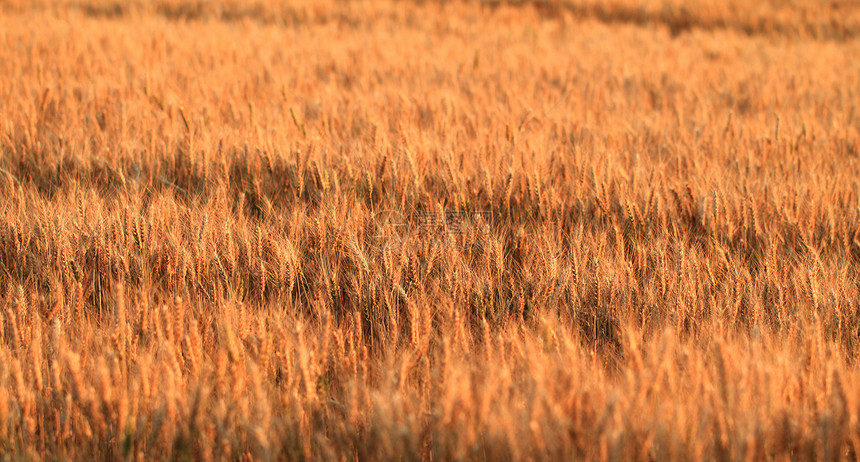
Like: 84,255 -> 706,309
1,0 -> 860,460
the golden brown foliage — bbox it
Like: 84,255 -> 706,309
1,0 -> 860,460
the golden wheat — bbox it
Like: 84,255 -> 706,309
0,0 -> 859,460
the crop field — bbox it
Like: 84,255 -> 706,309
1,0 -> 860,460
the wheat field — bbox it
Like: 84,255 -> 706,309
1,0 -> 860,460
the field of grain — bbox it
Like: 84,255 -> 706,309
1,0 -> 860,460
